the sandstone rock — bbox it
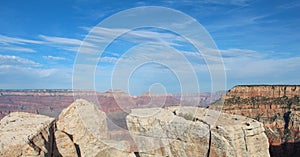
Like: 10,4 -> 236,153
126,107 -> 211,157
0,112 -> 55,157
127,106 -> 270,157
56,99 -> 134,157
56,99 -> 108,139
54,131 -> 78,157
225,85 -> 300,99
171,106 -> 270,157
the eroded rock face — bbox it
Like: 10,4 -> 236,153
127,106 -> 270,157
56,99 -> 134,157
0,112 -> 55,157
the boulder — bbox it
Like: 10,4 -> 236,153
56,99 -> 134,157
126,107 -> 210,157
127,106 -> 270,157
168,106 -> 270,157
0,112 -> 55,157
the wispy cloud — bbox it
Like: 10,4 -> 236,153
0,35 -> 44,45
0,55 -> 40,67
39,35 -> 97,53
100,56 -> 118,63
0,34 -> 95,53
39,35 -> 83,46
0,55 -> 71,89
0,46 -> 36,53
278,1 -> 300,9
207,13 -> 274,32
0,65 -> 72,89
203,0 -> 250,6
0,35 -> 43,53
82,26 -> 184,46
43,55 -> 66,60
161,0 -> 251,6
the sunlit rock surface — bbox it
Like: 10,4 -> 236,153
127,106 -> 270,157
0,112 -> 55,157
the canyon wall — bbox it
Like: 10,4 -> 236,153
210,85 -> 300,157
0,89 -> 221,120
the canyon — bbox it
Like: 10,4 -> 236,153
1,85 -> 299,156
0,89 -> 220,120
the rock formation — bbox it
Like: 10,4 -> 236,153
126,106 -> 270,157
0,99 -> 270,157
210,85 -> 300,157
0,112 -> 55,157
56,99 -> 134,157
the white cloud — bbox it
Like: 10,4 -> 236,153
0,35 -> 44,45
39,35 -> 83,46
43,55 -> 66,61
39,35 -> 97,53
100,56 -> 118,63
83,26 -> 185,47
0,55 -> 40,67
0,65 -> 72,89
0,35 -> 43,53
0,46 -> 36,53
220,48 -> 261,58
0,54 -> 72,89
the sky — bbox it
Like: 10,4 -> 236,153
0,0 -> 299,95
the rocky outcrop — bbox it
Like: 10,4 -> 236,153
126,106 -> 270,157
56,99 -> 134,157
0,112 -> 55,157
210,85 -> 300,156
0,99 -> 271,157
225,85 -> 300,99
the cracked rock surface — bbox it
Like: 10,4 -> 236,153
127,106 -> 270,157
56,99 -> 135,157
0,112 -> 55,157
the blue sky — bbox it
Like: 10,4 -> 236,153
0,0 -> 299,95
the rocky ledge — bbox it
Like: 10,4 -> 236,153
0,99 -> 269,157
